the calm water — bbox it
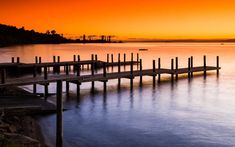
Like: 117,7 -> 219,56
1,43 -> 235,147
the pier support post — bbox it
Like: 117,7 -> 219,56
139,59 -> 143,87
153,60 -> 156,86
216,56 -> 219,76
137,53 -> 139,66
56,80 -> 63,147
38,57 -> 42,74
158,58 -> 161,83
53,56 -> 56,73
95,54 -> 98,71
131,53 -> 134,63
130,60 -> 134,90
91,54 -> 95,92
77,56 -> 81,99
171,59 -> 174,82
124,53 -> 126,70
188,58 -> 191,79
17,57 -> 20,63
111,54 -> 114,68
57,56 -> 60,73
39,57 -> 42,64
65,64 -> 69,97
11,57 -> 14,63
44,66 -> 48,99
107,54 -> 109,63
35,56 -> 38,64
175,57 -> 178,81
1,69 -> 6,84
191,56 -> 193,78
118,54 -> 121,89
103,63 -> 107,92
33,66 -> 37,94
73,55 -> 76,72
204,55 -> 206,77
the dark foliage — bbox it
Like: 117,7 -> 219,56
0,24 -> 71,47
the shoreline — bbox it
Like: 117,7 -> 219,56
0,87 -> 56,147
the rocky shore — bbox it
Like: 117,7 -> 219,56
0,87 -> 56,147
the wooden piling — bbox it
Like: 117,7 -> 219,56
139,59 -> 143,86
191,56 -> 193,77
65,64 -> 69,75
91,54 -> 95,92
107,54 -> 109,63
44,66 -> 48,98
124,53 -> 126,66
35,56 -> 38,64
39,57 -> 41,64
158,58 -> 161,83
44,66 -> 47,80
17,57 -> 20,63
216,56 -> 219,76
53,56 -> 56,73
73,55 -> 76,72
33,66 -> 37,94
137,53 -> 139,64
11,57 -> 14,63
66,81 -> 69,97
204,55 -> 206,76
188,58 -> 191,79
171,59 -> 174,82
118,54 -> 121,89
111,54 -> 114,67
1,69 -> 6,84
77,56 -> 81,98
56,80 -> 63,147
57,56 -> 60,73
175,57 -> 178,81
103,63 -> 107,92
131,53 -> 134,62
130,60 -> 134,89
153,60 -> 156,85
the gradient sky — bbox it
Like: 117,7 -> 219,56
1,0 -> 235,39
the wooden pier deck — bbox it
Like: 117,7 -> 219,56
0,55 -> 220,97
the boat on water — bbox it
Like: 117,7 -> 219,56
139,48 -> 148,51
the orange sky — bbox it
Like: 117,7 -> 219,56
1,0 -> 235,39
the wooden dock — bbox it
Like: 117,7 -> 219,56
0,55 -> 220,95
0,54 -> 220,147
0,53 -> 139,75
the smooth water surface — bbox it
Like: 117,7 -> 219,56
1,43 -> 235,147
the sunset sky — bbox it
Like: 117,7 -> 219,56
1,0 -> 235,40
